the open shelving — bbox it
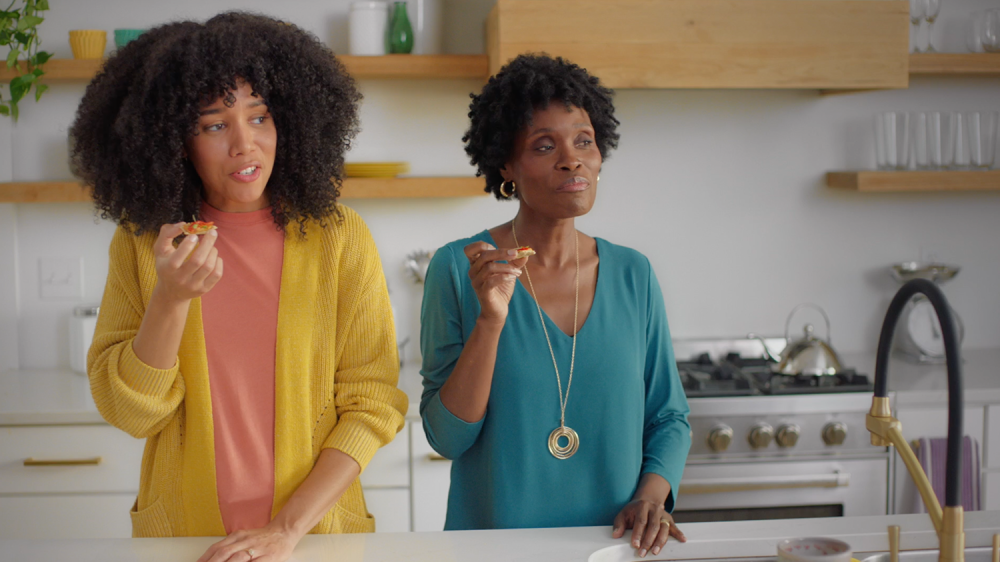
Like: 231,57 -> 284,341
825,170 -> 1000,192
0,55 -> 489,83
0,177 -> 488,203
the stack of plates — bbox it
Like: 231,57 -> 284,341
344,162 -> 410,178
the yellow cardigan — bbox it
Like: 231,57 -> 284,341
88,206 -> 407,537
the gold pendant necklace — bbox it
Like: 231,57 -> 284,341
511,219 -> 580,460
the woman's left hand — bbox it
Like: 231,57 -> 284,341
612,500 -> 686,558
196,523 -> 299,562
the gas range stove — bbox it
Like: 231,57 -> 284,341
674,337 -> 873,399
668,338 -> 891,523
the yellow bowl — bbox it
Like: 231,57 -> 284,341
344,162 -> 410,178
69,30 -> 107,60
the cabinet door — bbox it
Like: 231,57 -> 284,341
360,421 -> 410,488
364,488 -> 411,533
410,420 -> 451,532
984,471 -> 1000,511
893,405 -> 985,514
986,405 -> 1000,470
0,494 -> 135,539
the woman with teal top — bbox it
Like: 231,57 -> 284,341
419,54 -> 691,558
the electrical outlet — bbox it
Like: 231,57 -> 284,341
39,257 -> 84,300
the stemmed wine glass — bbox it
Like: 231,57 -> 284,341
909,0 -> 925,53
923,0 -> 941,53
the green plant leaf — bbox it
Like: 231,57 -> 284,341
30,50 -> 50,65
34,82 -> 47,101
5,47 -> 18,68
10,76 -> 30,103
14,32 -> 29,44
9,100 -> 18,121
0,104 -> 9,117
36,0 -> 49,11
16,15 -> 43,32
30,67 -> 41,77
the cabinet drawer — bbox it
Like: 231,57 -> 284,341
0,425 -> 143,494
0,493 -> 135,539
364,488 -> 410,533
360,421 -> 409,488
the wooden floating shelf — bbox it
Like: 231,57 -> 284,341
826,170 -> 1000,192
0,177 -> 487,203
1,55 -> 489,83
909,53 -> 1000,76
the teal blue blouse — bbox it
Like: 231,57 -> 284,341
419,231 -> 691,531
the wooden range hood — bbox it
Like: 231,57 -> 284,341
486,0 -> 909,90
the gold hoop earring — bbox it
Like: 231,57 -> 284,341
500,180 -> 516,198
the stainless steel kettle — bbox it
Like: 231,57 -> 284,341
757,303 -> 844,376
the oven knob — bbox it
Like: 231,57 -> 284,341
707,425 -> 734,452
776,424 -> 801,448
747,423 -> 774,449
822,422 -> 848,446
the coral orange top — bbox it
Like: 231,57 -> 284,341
199,204 -> 283,534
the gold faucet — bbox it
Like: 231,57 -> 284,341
866,278 -> 965,562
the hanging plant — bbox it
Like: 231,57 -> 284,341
1,0 -> 52,121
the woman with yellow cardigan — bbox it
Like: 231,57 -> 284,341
69,13 -> 407,562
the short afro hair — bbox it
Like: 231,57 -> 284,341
69,12 -> 361,234
462,54 -> 619,200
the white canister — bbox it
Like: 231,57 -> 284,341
350,1 -> 389,56
69,305 -> 99,375
412,0 -> 442,55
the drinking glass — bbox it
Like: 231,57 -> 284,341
909,0 -> 925,53
944,112 -> 969,170
966,112 -> 998,169
922,0 -> 941,52
913,112 -> 930,170
985,9 -> 1000,53
876,112 -> 911,170
967,12 -> 986,53
926,112 -> 944,170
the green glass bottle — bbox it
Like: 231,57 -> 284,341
388,1 -> 414,54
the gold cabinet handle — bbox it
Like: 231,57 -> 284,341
23,457 -> 102,466
427,453 -> 449,462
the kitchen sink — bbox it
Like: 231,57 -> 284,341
857,547 -> 995,562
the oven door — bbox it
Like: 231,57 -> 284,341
672,458 -> 888,523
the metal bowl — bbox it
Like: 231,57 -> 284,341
889,262 -> 960,284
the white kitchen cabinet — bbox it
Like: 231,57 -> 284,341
985,405 -> 999,470
410,420 -> 450,532
984,471 -> 1000,511
0,424 -> 143,539
364,488 -> 411,533
892,404 -> 985,514
0,494 -> 135,539
361,421 -> 410,488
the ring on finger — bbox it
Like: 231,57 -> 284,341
246,548 -> 256,560
660,518 -> 670,527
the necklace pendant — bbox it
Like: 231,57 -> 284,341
548,425 -> 580,459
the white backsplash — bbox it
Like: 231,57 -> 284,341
1,0 -> 999,372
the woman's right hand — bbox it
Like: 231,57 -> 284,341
152,222 -> 224,304
463,242 -> 526,325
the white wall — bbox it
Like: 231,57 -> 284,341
1,0 -> 999,376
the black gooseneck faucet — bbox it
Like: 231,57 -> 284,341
868,278 -> 964,561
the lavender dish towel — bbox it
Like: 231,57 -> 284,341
914,435 -> 981,512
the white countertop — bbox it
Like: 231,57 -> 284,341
4,347 -> 998,426
2,511 -> 999,562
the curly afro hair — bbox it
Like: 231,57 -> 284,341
69,12 -> 361,234
462,54 -> 620,200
